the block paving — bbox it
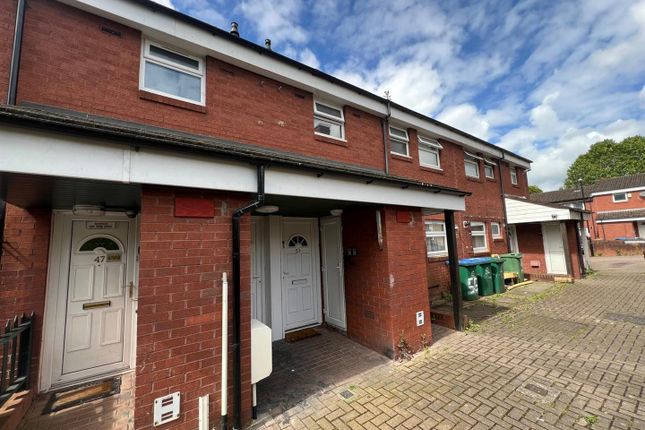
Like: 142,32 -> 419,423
255,257 -> 645,429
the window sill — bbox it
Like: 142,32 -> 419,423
139,90 -> 207,113
492,237 -> 504,241
420,165 -> 444,174
485,177 -> 497,182
314,133 -> 348,147
391,153 -> 413,162
427,254 -> 449,262
511,183 -> 519,188
466,176 -> 483,183
472,250 -> 490,255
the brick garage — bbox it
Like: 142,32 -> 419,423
136,187 -> 253,428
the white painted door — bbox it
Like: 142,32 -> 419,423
320,217 -> 346,330
542,223 -> 567,275
639,222 -> 645,238
251,218 -> 267,324
62,220 -> 131,376
508,225 -> 519,253
282,219 -> 318,330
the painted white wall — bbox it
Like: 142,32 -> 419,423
1,124 -> 465,210
56,0 -> 530,169
505,198 -> 581,224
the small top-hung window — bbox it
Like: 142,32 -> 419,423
418,136 -> 442,168
141,40 -> 205,105
314,101 -> 345,140
389,126 -> 410,156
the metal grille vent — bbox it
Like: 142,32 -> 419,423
154,392 -> 180,426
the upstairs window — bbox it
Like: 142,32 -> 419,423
141,40 -> 205,105
314,101 -> 345,140
389,126 -> 410,156
510,167 -> 518,185
470,222 -> 488,252
418,136 -> 442,169
484,161 -> 495,179
425,222 -> 447,256
464,156 -> 480,178
613,192 -> 628,202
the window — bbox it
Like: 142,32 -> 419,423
484,162 -> 495,179
389,126 -> 409,156
314,101 -> 345,140
510,167 -> 518,185
141,40 -> 205,104
465,156 -> 480,178
612,192 -> 628,202
491,222 -> 502,239
79,236 -> 121,252
425,222 -> 447,256
287,235 -> 308,247
418,136 -> 442,168
569,201 -> 584,209
470,222 -> 488,252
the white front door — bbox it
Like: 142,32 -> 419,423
281,219 -> 319,330
639,222 -> 645,238
542,223 -> 567,275
251,218 -> 267,324
45,214 -> 137,390
320,217 -> 346,330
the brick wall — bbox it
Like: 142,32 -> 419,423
343,206 -> 431,358
515,223 -> 547,278
587,191 -> 645,239
592,239 -> 645,256
0,204 -> 51,388
566,221 -> 583,279
136,187 -> 252,429
0,0 -> 16,100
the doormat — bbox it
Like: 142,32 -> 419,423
285,328 -> 321,343
43,376 -> 121,414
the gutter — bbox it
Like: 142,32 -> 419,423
498,154 -> 511,246
7,0 -> 26,105
231,165 -> 265,429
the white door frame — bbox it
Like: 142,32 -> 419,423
541,222 -> 567,275
320,216 -> 346,330
250,217 -> 269,325
39,211 -> 139,392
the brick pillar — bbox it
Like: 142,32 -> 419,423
135,186 -> 252,430
0,204 -> 50,387
343,206 -> 431,358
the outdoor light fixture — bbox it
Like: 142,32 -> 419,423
255,205 -> 279,214
376,209 -> 384,250
330,209 -> 343,216
72,204 -> 105,216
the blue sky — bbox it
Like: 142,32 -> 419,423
154,0 -> 645,190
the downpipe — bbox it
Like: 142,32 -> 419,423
220,272 -> 229,430
8,0 -> 26,105
231,165 -> 265,429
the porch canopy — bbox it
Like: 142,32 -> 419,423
0,104 -> 467,212
504,195 -> 590,224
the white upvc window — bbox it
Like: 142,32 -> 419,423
510,167 -> 518,185
314,100 -> 345,140
389,126 -> 410,156
484,161 -> 495,179
425,221 -> 447,256
140,39 -> 205,105
491,222 -> 502,239
465,156 -> 480,178
418,136 -> 442,168
470,222 -> 488,252
612,192 -> 628,202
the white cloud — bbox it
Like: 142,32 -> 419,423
151,0 -> 174,8
436,104 -> 490,140
238,0 -> 308,45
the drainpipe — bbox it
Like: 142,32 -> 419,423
7,0 -> 26,105
0,198 -> 5,258
231,165 -> 265,430
381,98 -> 391,175
497,154 -> 511,249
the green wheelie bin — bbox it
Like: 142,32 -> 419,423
490,257 -> 506,294
458,258 -> 480,301
500,253 -> 524,283
474,257 -> 495,296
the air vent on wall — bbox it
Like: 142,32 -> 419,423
154,392 -> 180,427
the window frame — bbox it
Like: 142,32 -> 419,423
612,192 -> 628,202
470,222 -> 488,253
425,221 -> 448,257
313,100 -> 346,141
464,156 -> 480,179
510,167 -> 518,185
484,161 -> 495,179
491,222 -> 503,239
140,39 -> 206,106
418,136 -> 442,169
389,126 -> 410,157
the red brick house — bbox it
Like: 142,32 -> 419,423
0,0 -> 534,428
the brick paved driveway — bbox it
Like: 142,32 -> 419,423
256,256 -> 645,429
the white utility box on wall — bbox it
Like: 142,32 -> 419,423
251,319 -> 272,384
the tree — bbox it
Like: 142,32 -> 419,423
528,185 -> 543,194
564,136 -> 645,188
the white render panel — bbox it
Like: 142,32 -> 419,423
56,0 -> 531,169
505,198 -> 582,224
1,126 -> 464,210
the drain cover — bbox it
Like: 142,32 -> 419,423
339,390 -> 354,400
606,313 -> 645,326
517,381 -> 559,403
